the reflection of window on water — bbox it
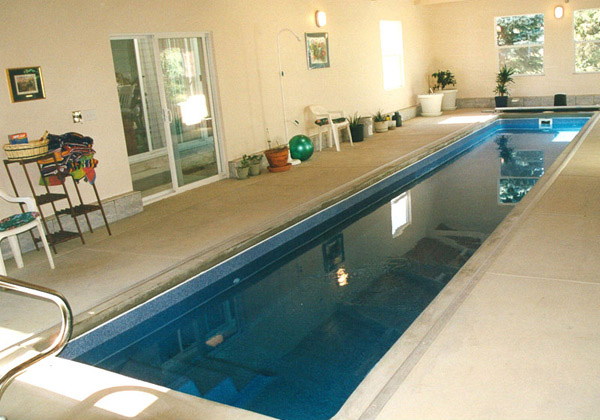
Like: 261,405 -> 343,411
391,191 -> 411,237
322,234 -> 345,273
501,150 -> 544,177
499,178 -> 538,204
553,131 -> 578,143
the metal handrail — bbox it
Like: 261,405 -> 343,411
0,275 -> 72,405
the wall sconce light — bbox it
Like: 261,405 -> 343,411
315,10 -> 327,27
554,5 -> 564,19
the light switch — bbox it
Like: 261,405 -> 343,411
72,111 -> 82,123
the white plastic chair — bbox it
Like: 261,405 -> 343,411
307,105 -> 353,152
0,189 -> 54,276
118,84 -> 135,111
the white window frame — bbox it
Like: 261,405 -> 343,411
380,20 -> 405,90
495,13 -> 545,76
573,8 -> 600,74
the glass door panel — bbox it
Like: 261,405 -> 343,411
111,38 -> 172,198
158,37 -> 219,187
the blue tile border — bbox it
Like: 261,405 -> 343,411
62,116 -> 588,362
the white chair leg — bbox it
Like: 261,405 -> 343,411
332,126 -> 341,152
346,125 -> 354,147
37,221 -> 55,270
7,235 -> 23,269
0,246 -> 7,276
317,130 -> 323,151
327,127 -> 334,149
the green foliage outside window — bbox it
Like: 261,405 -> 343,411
574,9 -> 600,72
495,14 -> 544,75
160,48 -> 186,104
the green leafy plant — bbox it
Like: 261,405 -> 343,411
348,112 -> 362,128
373,109 -> 387,122
239,155 -> 250,168
494,65 -> 516,97
432,70 -> 456,90
249,154 -> 263,164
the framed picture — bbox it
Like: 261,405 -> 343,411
305,32 -> 330,69
6,66 -> 45,102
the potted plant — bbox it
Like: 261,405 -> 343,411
248,154 -> 263,176
373,110 -> 388,133
264,136 -> 291,172
432,69 -> 458,111
348,113 -> 364,142
494,64 -> 516,108
237,155 -> 250,180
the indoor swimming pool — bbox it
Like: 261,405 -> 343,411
62,115 -> 591,420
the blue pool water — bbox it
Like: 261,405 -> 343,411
66,116 -> 590,420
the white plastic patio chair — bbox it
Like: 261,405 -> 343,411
0,189 -> 54,276
307,105 -> 353,152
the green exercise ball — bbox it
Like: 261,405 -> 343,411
289,134 -> 314,161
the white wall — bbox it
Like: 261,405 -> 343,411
423,0 -> 600,98
0,0 -> 430,210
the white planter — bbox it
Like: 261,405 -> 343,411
374,121 -> 388,133
418,93 -> 443,117
441,89 -> 458,111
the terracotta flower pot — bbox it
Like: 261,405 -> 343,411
264,147 -> 289,168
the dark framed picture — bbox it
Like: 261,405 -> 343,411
306,32 -> 330,69
6,66 -> 45,102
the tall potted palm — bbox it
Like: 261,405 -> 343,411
494,65 -> 516,108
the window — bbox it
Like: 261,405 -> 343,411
380,20 -> 404,90
391,191 -> 411,237
574,8 -> 600,73
495,14 -> 544,75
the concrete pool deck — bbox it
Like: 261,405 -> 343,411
2,109 -> 600,419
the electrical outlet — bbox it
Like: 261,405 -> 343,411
81,109 -> 97,121
72,111 -> 82,123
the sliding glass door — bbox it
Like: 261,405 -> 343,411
157,36 -> 220,187
110,33 -> 223,200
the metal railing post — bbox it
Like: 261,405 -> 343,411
0,276 -> 73,416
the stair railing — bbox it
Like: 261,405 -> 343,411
0,275 -> 72,416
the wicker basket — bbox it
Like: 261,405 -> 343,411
3,139 -> 49,161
